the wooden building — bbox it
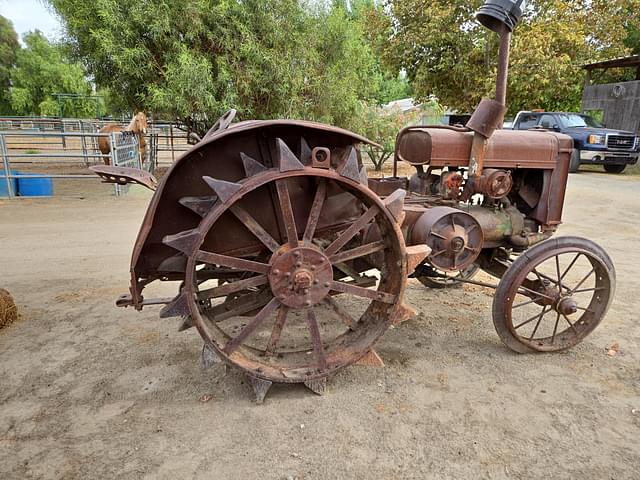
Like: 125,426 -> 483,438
582,56 -> 640,133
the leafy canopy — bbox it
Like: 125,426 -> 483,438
383,0 -> 639,115
0,15 -> 19,115
9,30 -> 96,117
48,0 -> 408,134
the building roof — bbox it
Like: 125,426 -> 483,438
383,98 -> 417,112
582,55 -> 640,71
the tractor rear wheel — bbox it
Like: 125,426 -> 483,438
162,137 -> 412,399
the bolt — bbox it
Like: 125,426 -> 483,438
313,279 -> 319,285
305,300 -> 312,306
324,282 -> 330,288
296,262 -> 302,268
273,269 -> 280,275
310,265 -> 316,271
285,272 -> 291,277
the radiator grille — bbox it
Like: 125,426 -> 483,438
607,135 -> 636,150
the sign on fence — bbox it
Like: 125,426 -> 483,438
112,131 -> 140,168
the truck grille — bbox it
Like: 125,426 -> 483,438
607,135 -> 636,150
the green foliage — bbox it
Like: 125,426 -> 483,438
0,16 -> 19,115
48,0 -> 401,134
623,1 -> 640,54
354,99 -> 443,170
383,0 -> 636,115
9,31 -> 98,117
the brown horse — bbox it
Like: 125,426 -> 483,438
98,112 -> 148,165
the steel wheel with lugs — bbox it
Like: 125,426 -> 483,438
160,137 -> 419,400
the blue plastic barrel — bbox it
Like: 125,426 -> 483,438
17,173 -> 53,197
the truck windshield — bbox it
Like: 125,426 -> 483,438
557,114 -> 603,128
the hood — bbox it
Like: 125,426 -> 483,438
563,126 -> 636,136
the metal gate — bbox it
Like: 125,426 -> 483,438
110,131 -> 140,196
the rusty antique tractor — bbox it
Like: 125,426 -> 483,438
92,0 -> 615,402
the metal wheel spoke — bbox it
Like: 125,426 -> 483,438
324,297 -> 358,330
533,268 -> 570,292
516,285 -> 555,301
330,280 -> 396,304
223,297 -> 280,354
197,274 -> 268,300
303,180 -> 327,243
559,253 -> 581,282
572,287 -> 605,294
324,205 -> 379,256
210,292 -> 272,323
430,231 -> 446,240
265,306 -> 289,355
196,250 -> 270,274
562,313 -> 578,334
569,267 -> 595,295
514,307 -> 549,330
275,179 -> 298,248
329,241 -> 385,264
512,297 -> 542,309
306,308 -> 327,370
527,306 -> 549,340
555,255 -> 562,286
575,306 -> 595,313
551,312 -> 560,344
229,203 -> 280,252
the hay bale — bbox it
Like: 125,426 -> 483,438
0,289 -> 18,329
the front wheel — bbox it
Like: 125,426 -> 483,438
569,149 -> 580,173
603,164 -> 626,174
492,237 -> 615,353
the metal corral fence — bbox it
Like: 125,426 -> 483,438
0,117 -> 194,199
0,130 -> 141,198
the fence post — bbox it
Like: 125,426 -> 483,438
170,124 -> 175,163
61,120 -> 66,149
110,131 -> 121,197
80,120 -> 89,166
0,133 -> 15,198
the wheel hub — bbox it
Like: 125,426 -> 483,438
269,246 -> 333,309
556,296 -> 578,315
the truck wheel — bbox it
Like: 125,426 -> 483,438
603,164 -> 626,174
569,149 -> 580,173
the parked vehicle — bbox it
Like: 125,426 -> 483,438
89,1 -> 616,402
510,111 -> 639,173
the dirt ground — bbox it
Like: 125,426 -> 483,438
1,171 -> 639,480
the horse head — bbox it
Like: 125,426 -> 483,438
134,112 -> 148,134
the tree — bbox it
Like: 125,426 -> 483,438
351,0 -> 413,105
353,99 -> 442,171
383,0 -> 635,115
0,16 -> 19,115
9,31 -> 97,117
48,0 -> 386,134
623,1 -> 640,54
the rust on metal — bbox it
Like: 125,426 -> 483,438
100,0 -> 616,402
89,165 -> 157,191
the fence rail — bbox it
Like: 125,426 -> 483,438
0,130 -> 141,198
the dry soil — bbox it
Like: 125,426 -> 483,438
0,172 -> 639,479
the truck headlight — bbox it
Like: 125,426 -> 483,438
588,134 -> 606,145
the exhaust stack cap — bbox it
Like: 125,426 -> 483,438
476,0 -> 525,34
